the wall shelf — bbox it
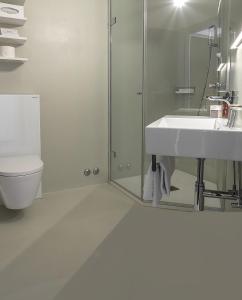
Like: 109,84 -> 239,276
0,35 -> 27,46
1,1 -> 25,4
0,15 -> 27,26
0,56 -> 28,63
0,1 -> 27,64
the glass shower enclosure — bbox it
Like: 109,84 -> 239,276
109,0 -> 229,210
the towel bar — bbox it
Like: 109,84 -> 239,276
194,159 -> 242,211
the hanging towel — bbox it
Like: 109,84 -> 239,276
143,156 -> 175,207
143,163 -> 162,207
159,156 -> 175,196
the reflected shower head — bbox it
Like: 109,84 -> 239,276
208,25 -> 218,47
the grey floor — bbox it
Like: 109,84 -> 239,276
0,184 -> 242,299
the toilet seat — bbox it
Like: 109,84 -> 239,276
0,155 -> 43,177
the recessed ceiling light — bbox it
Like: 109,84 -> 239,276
173,0 -> 187,8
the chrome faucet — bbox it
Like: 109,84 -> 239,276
206,96 -> 231,107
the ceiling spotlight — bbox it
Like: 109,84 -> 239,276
173,0 -> 187,8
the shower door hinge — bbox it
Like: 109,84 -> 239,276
110,17 -> 117,27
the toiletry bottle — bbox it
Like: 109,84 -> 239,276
210,105 -> 223,118
222,102 -> 229,118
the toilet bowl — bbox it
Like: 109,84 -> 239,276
0,155 -> 43,210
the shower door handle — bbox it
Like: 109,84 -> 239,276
137,92 -> 143,95
110,17 -> 117,27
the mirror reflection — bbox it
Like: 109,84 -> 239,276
146,0 -> 224,119
229,0 -> 242,103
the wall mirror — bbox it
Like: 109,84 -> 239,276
227,0 -> 242,103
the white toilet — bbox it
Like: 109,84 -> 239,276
0,94 -> 43,210
0,155 -> 43,209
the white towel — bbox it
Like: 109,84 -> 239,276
159,156 -> 175,196
143,156 -> 175,207
143,163 -> 162,207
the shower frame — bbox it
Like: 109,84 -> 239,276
108,0 -> 147,203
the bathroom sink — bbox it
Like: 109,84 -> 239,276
146,115 -> 242,161
158,116 -> 217,130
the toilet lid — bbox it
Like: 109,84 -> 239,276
0,155 -> 43,176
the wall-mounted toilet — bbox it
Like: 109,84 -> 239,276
0,155 -> 43,209
0,95 -> 43,210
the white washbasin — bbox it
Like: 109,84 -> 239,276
158,116 -> 217,130
146,115 -> 242,161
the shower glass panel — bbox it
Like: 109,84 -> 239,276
144,0 -> 227,209
110,0 -> 144,197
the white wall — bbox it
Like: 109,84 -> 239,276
0,0 -> 108,193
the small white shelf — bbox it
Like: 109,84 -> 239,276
0,1 -> 27,63
0,15 -> 27,26
2,1 -> 25,4
0,35 -> 27,46
0,56 -> 28,63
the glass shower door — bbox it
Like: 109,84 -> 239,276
110,0 -> 144,197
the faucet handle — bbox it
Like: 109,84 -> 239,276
217,90 -> 238,104
208,82 -> 223,89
